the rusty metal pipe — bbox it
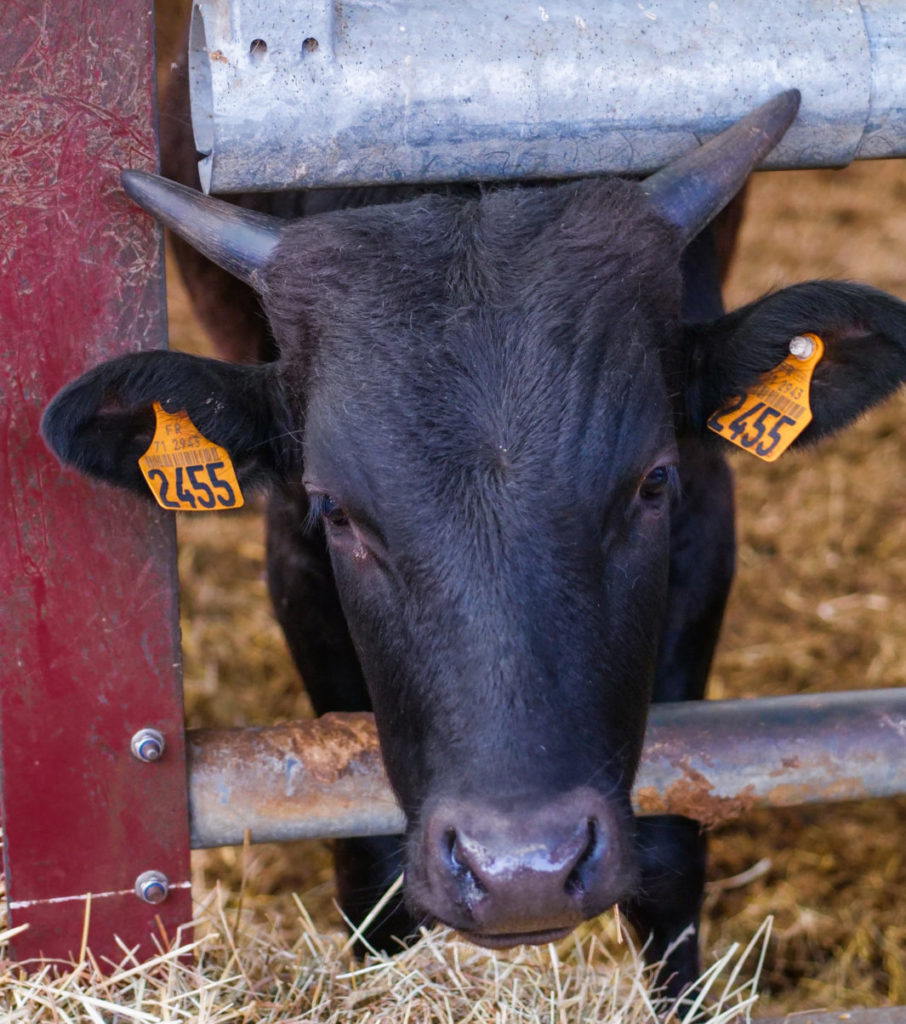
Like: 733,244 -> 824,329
187,689 -> 906,848
187,713 -> 402,848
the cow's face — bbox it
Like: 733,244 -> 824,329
261,181 -> 683,938
53,92 -> 906,944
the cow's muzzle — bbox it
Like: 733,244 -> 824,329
407,787 -> 637,943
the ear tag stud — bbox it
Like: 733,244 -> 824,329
707,333 -> 824,462
138,403 -> 244,511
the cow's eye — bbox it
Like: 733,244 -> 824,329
321,495 -> 349,527
639,466 -> 672,500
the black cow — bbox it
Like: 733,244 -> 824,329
42,89 -> 906,997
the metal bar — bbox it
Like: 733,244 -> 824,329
188,714 -> 401,847
187,689 -> 906,848
189,0 -> 906,194
633,688 -> 906,826
756,1011 -> 906,1024
0,0 -> 193,964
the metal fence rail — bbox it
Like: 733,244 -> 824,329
187,688 -> 906,848
190,0 -> 906,193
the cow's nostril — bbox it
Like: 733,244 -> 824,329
443,827 -> 461,870
565,818 -> 599,897
443,826 -> 487,899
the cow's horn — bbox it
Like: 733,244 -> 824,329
642,90 -> 801,244
121,170 -> 283,290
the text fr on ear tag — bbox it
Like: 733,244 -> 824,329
138,402 -> 244,511
707,333 -> 825,462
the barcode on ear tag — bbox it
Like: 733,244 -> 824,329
138,402 -> 244,511
707,333 -> 825,462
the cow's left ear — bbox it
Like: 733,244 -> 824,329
684,281 -> 906,444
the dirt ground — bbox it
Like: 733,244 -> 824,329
167,159 -> 906,1016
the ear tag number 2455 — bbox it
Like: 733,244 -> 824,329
138,403 -> 244,511
707,333 -> 824,462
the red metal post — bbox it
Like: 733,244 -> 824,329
0,1 -> 193,962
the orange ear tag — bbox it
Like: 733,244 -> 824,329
138,402 -> 244,511
707,333 -> 824,462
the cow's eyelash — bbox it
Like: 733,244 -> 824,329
665,464 -> 682,502
304,494 -> 327,534
305,493 -> 352,533
636,464 -> 682,507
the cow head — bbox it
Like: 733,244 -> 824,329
43,91 -> 906,945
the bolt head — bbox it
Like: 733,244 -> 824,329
788,334 -> 815,360
135,870 -> 169,904
130,728 -> 165,762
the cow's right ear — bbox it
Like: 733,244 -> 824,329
42,350 -> 296,497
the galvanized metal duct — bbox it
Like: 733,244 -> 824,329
188,0 -> 906,194
187,688 -> 906,848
